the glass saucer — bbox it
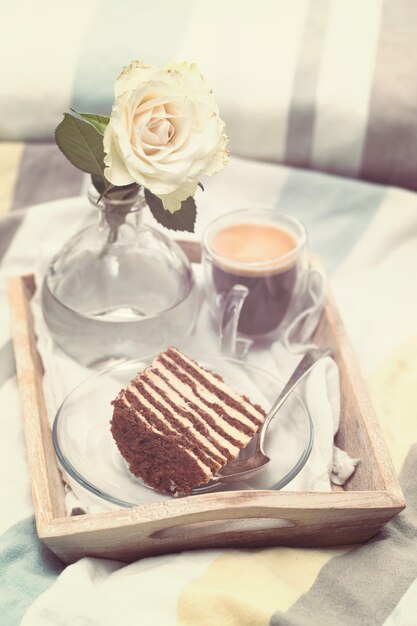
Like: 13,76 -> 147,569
53,354 -> 314,508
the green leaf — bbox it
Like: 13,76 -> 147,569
91,174 -> 113,200
91,175 -> 140,205
55,113 -> 106,176
77,112 -> 110,135
145,189 -> 197,232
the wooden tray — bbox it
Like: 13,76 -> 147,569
7,244 -> 405,563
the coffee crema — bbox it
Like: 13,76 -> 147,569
208,222 -> 301,336
209,222 -> 298,275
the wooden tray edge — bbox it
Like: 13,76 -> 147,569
312,269 -> 405,505
6,248 -> 406,558
7,275 -> 67,528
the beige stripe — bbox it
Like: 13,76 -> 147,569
0,142 -> 24,216
384,577 -> 417,626
367,333 -> 417,472
311,0 -> 381,176
177,546 -> 345,626
177,0 -> 310,162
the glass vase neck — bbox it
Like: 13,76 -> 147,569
87,184 -> 146,215
87,184 -> 147,248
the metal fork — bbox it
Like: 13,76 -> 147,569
210,347 -> 332,483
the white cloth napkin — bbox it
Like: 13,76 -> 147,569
31,262 -> 358,514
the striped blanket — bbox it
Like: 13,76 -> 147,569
0,142 -> 416,625
2,0 -> 417,622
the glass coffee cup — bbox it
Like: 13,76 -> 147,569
202,209 -> 308,356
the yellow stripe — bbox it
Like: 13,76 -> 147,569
177,546 -> 344,626
367,333 -> 417,472
0,142 -> 24,216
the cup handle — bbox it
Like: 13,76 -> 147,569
220,285 -> 253,359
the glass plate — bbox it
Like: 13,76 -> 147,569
53,354 -> 314,507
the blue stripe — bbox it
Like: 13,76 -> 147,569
0,516 -> 64,626
71,0 -> 193,114
12,143 -> 83,210
0,210 -> 24,263
275,168 -> 386,273
0,341 -> 16,387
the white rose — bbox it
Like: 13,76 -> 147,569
103,60 -> 229,212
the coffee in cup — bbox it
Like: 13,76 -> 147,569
209,222 -> 299,335
203,210 -> 308,340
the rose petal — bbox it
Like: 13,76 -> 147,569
104,59 -> 229,201
103,125 -> 136,186
115,60 -> 156,97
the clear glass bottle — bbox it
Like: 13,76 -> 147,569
42,186 -> 198,367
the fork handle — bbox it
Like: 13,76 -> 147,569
258,348 -> 332,453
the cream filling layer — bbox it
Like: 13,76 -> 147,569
144,369 -> 242,456
159,357 -> 261,432
168,349 -> 266,424
123,395 -> 212,478
129,382 -> 223,469
152,362 -> 253,445
127,386 -> 214,473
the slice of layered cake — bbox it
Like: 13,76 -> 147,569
110,347 -> 266,495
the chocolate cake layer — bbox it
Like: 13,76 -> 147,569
110,347 -> 266,495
